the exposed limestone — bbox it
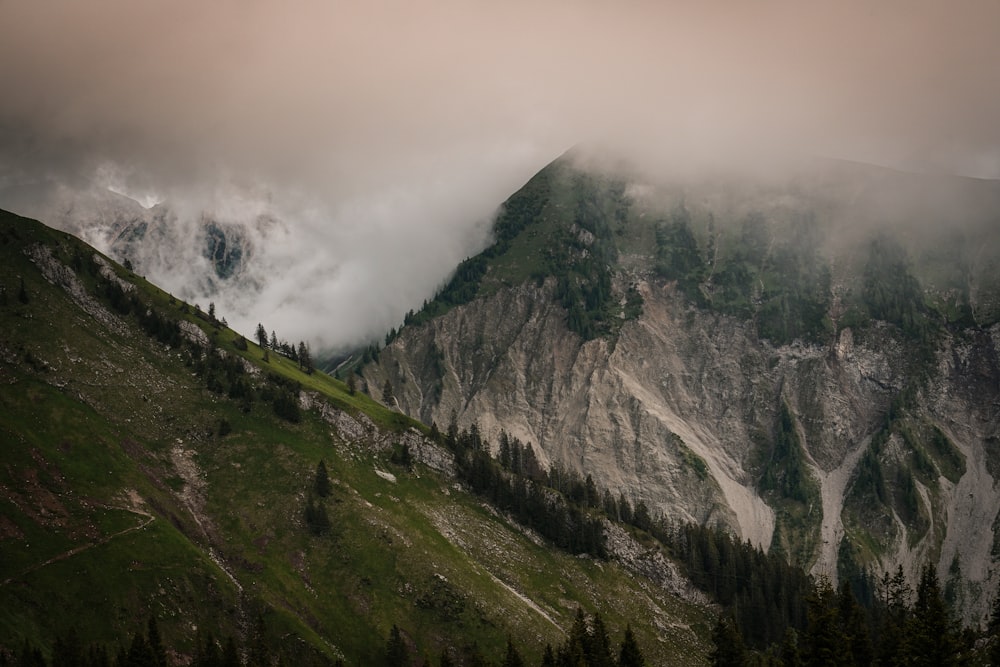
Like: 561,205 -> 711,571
24,244 -> 130,337
93,254 -> 135,293
179,320 -> 210,347
301,391 -> 454,476
371,279 -> 1000,618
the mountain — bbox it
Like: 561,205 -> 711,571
362,150 -> 1000,622
25,186 -> 261,297
0,209 -> 713,664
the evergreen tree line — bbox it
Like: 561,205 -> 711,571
445,425 -> 608,559
0,616 -> 337,667
666,522 -> 812,650
188,343 -> 302,425
254,323 -> 313,374
380,608 -> 647,667
709,563 -> 1000,666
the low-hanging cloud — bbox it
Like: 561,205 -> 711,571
2,1 -> 999,350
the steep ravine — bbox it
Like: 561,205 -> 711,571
366,281 -> 1000,617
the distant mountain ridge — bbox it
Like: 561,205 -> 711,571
26,186 -> 261,295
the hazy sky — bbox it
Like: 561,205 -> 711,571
2,1 -> 999,350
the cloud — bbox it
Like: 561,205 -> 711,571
1,1 -> 999,349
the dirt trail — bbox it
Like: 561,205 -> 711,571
1,504 -> 153,587
485,570 -> 564,633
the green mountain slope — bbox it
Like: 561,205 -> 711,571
0,209 -> 712,665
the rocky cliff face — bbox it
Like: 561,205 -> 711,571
364,155 -> 1000,622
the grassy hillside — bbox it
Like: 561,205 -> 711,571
0,209 -> 713,665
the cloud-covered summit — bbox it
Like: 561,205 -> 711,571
2,1 -> 998,350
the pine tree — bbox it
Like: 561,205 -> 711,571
17,639 -> 46,667
617,625 -> 646,667
256,323 -> 268,348
382,379 -> 394,406
709,615 -> 747,667
193,630 -> 222,667
836,582 -> 872,667
126,628 -> 154,667
876,565 -> 911,665
51,627 -> 83,667
778,628 -> 803,667
803,577 -> 847,667
384,625 -> 408,667
297,341 -> 313,374
247,614 -> 271,667
904,564 -> 957,666
147,616 -> 167,667
221,636 -> 240,667
540,644 -> 557,667
502,636 -> 524,667
314,459 -> 331,498
347,373 -> 357,396
586,612 -> 614,667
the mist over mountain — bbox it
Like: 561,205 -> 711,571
2,1 -> 1000,353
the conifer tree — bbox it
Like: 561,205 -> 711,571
586,612 -> 614,667
382,378 -> 394,405
384,625 -> 408,667
221,636 -> 240,667
314,459 -> 331,498
502,636 -> 524,667
617,625 -> 645,667
147,616 -> 167,667
247,614 -> 271,667
18,639 -> 46,667
904,564 -> 957,666
193,630 -> 222,667
778,628 -> 803,667
803,577 -> 847,667
709,615 -> 747,667
836,582 -> 872,666
256,323 -> 268,348
298,341 -> 313,374
540,644 -> 557,667
51,627 -> 83,667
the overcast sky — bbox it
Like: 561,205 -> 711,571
2,1 -> 999,351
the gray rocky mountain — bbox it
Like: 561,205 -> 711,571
364,152 -> 1000,623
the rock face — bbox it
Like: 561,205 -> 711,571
364,155 -> 1000,622
368,279 -> 1000,618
